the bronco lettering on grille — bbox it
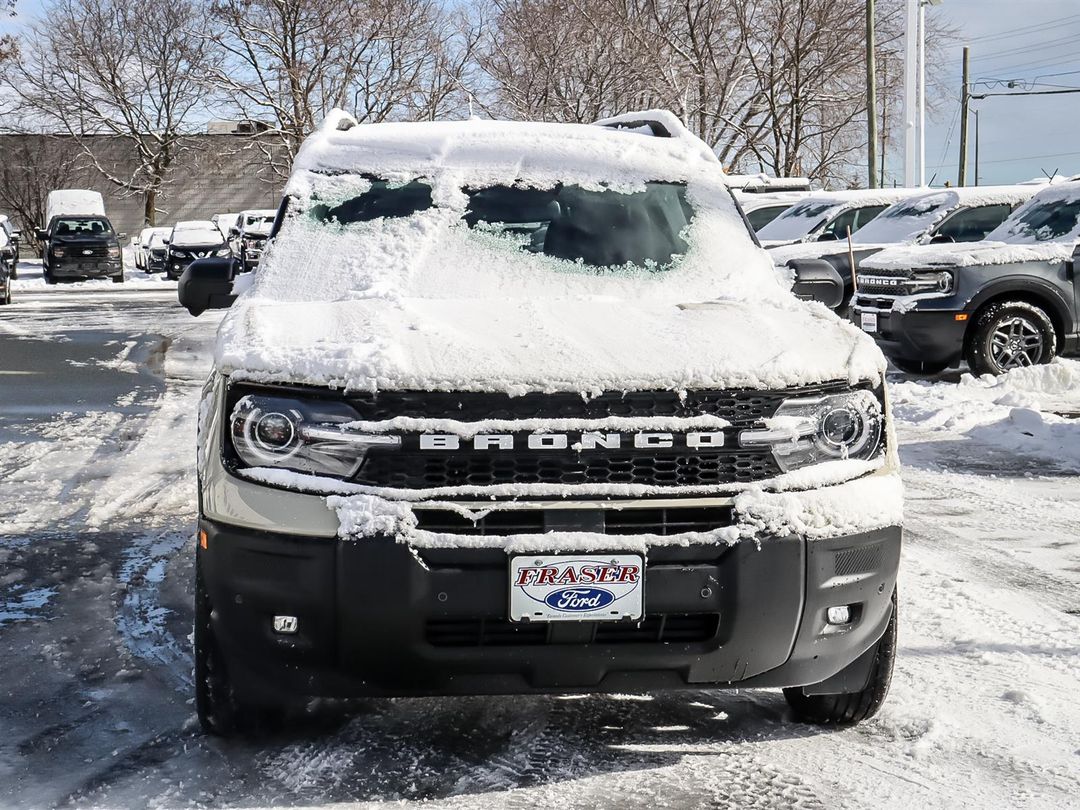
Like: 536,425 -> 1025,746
418,431 -> 725,451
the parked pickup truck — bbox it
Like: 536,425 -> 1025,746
37,190 -> 125,284
852,180 -> 1080,375
178,110 -> 903,737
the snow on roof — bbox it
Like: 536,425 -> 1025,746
288,109 -> 722,195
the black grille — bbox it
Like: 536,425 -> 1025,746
355,449 -> 777,489
414,506 -> 733,536
340,386 -> 847,424
425,614 -> 720,647
67,244 -> 109,258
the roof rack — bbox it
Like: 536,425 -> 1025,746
593,109 -> 689,139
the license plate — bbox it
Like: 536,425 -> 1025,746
509,554 -> 644,622
860,311 -> 878,333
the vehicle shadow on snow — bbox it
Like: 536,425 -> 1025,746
198,689 -> 831,805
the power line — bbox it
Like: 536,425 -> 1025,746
962,13 -> 1080,44
971,87 -> 1080,98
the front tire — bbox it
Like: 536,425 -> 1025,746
965,301 -> 1056,376
44,267 -> 56,285
112,272 -> 124,284
784,591 -> 897,726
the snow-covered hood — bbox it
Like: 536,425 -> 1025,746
216,293 -> 884,394
862,240 -> 1074,272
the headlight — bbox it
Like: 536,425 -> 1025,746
228,391 -> 400,478
107,246 -> 120,259
909,270 -> 953,294
215,248 -> 231,257
52,246 -> 65,258
739,389 -> 884,472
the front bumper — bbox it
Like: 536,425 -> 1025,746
51,258 -> 122,278
199,518 -> 901,702
854,300 -> 969,367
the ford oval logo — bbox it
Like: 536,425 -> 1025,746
544,587 -> 615,612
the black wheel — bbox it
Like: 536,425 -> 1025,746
112,273 -> 124,283
194,561 -> 281,737
890,358 -> 948,375
44,267 -> 56,285
0,286 -> 10,305
784,590 -> 897,726
965,301 -> 1056,376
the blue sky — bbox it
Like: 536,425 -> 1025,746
920,0 -> 1080,186
4,0 -> 1079,188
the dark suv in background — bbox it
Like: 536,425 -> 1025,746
852,180 -> 1080,375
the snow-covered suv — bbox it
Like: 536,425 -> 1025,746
182,110 -> 903,736
853,180 -> 1080,375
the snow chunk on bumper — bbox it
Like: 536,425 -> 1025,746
327,471 -> 903,552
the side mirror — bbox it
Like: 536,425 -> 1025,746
11,229 -> 21,239
1067,243 -> 1080,280
162,238 -> 170,245
35,229 -> 48,241
930,234 -> 955,245
177,257 -> 240,316
816,231 -> 840,242
228,228 -> 240,238
118,232 -> 127,240
789,259 -> 845,309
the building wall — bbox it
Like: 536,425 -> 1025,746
0,133 -> 284,238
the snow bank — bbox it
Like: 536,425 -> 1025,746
891,359 -> 1080,468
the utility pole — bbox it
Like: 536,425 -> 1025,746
867,0 -> 879,188
958,46 -> 970,186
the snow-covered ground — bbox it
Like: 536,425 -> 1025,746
1,267 -> 1078,809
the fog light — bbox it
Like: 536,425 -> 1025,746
272,615 -> 298,634
826,605 -> 852,625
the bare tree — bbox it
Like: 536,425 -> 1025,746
2,0 -> 217,224
0,134 -> 82,234
207,0 -> 478,178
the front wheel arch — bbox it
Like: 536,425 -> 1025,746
963,288 -> 1067,355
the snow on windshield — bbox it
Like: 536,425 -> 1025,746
756,199 -> 837,241
243,211 -> 275,234
985,183 -> 1080,244
851,191 -> 958,245
171,227 -> 223,246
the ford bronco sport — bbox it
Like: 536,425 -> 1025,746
181,110 -> 903,736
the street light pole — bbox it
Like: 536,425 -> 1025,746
903,0 -> 918,187
918,0 -> 927,186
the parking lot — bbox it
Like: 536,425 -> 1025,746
1,267 -> 1078,809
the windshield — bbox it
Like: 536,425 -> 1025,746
985,194 -> 1080,244
851,192 -> 957,245
170,227 -> 224,246
52,217 -> 113,237
756,200 -> 834,241
311,180 -> 693,271
244,214 -> 275,234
